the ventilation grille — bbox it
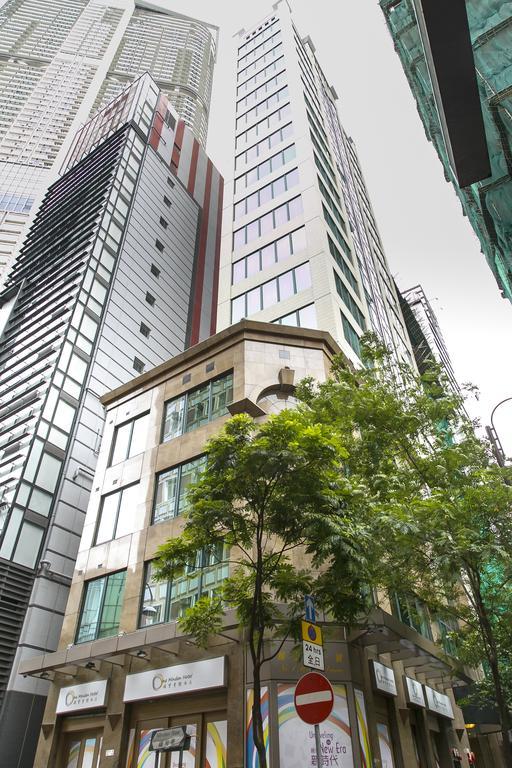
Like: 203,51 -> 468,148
0,561 -> 34,713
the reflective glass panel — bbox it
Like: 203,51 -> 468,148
154,467 -> 179,523
163,396 -> 185,442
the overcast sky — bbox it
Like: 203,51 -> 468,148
175,0 -> 512,454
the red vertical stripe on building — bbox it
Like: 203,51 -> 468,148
149,95 -> 166,151
190,159 -> 213,345
171,119 -> 185,172
149,111 -> 164,151
187,139 -> 200,195
210,175 -> 224,336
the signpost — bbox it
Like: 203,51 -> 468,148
294,672 -> 334,768
301,619 -> 324,670
304,594 -> 316,623
149,726 -> 193,768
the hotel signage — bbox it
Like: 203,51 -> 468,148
424,685 -> 454,719
404,676 -> 426,708
56,680 -> 108,714
371,661 -> 397,697
123,656 -> 226,703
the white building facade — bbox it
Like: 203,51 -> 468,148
0,0 -> 218,281
217,0 -> 413,369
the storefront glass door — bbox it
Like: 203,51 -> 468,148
62,731 -> 102,768
132,716 -> 200,768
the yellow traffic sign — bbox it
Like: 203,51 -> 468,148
301,620 -> 323,646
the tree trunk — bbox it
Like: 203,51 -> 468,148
471,576 -> 512,767
487,653 -> 512,767
252,659 -> 267,768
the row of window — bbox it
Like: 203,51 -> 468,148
274,303 -> 317,330
322,204 -> 352,262
341,311 -> 361,358
238,30 -> 281,69
235,122 -> 292,170
108,372 -> 233,465
232,226 -> 307,285
238,19 -> 278,57
234,168 -> 299,221
236,86 -> 289,130
237,54 -> 284,96
97,453 -> 206,549
317,176 -> 345,231
162,371 -> 233,443
234,143 -> 295,193
334,272 -> 366,330
235,102 -> 291,149
328,235 -> 359,297
233,196 -> 303,250
76,543 -> 228,642
237,40 -> 283,83
236,69 -> 286,112
231,262 -> 311,323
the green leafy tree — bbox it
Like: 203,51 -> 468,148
152,409 -> 371,768
297,337 -> 512,765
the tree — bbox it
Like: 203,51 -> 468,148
297,337 -> 512,765
152,409 -> 371,768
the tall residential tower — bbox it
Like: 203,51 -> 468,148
0,0 -> 218,280
0,74 -> 222,767
217,1 -> 414,371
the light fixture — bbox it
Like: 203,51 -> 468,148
136,650 -> 147,658
85,661 -> 96,670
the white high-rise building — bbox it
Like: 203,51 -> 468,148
218,1 -> 413,370
0,0 -> 218,280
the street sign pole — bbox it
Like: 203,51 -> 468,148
294,671 -> 334,768
315,723 -> 322,768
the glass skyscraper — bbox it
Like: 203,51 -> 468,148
0,0 -> 218,281
0,73 -> 223,766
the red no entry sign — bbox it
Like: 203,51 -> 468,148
294,672 -> 334,725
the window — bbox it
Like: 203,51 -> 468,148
140,322 -> 150,338
145,292 -> 155,306
163,195 -> 171,208
341,311 -> 361,358
235,145 -> 296,193
76,571 -> 126,643
236,103 -> 291,149
140,545 -> 228,627
162,372 -> 233,443
392,592 -> 433,641
153,455 -> 206,524
334,272 -> 366,330
328,235 -> 359,295
236,85 -> 289,129
232,227 -> 306,284
155,239 -> 164,252
233,196 -> 303,250
95,483 -> 140,544
150,263 -> 160,278
110,412 -> 149,466
167,177 -> 175,188
234,168 -> 299,220
274,303 -> 317,329
159,216 -> 168,229
133,357 -> 145,374
231,263 -> 311,322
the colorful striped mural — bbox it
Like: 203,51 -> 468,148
205,720 -> 227,768
246,687 -> 270,768
377,723 -> 396,768
354,688 -> 372,768
277,683 -> 354,767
